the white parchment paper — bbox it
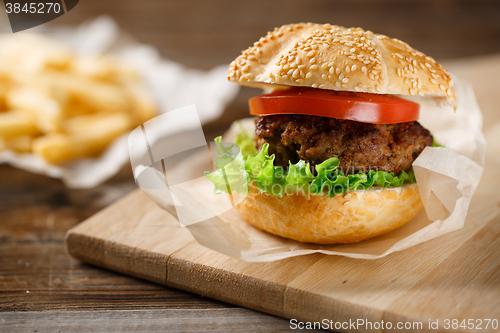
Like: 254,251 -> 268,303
135,75 -> 486,261
0,16 -> 239,188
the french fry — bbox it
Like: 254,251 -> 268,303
2,135 -> 33,153
33,113 -> 132,164
45,72 -> 130,114
63,100 -> 98,118
0,110 -> 40,138
72,55 -> 139,82
6,87 -> 62,133
0,81 -> 10,111
121,79 -> 158,126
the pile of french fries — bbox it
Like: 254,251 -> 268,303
0,34 -> 157,164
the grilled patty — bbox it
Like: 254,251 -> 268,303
255,114 -> 433,175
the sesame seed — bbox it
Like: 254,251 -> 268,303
342,78 -> 349,83
351,64 -> 357,71
346,66 -> 350,73
312,83 -> 318,88
335,82 -> 341,88
439,84 -> 446,91
298,65 -> 306,69
361,67 -> 367,74
306,72 -> 313,79
322,74 -> 328,80
282,75 -> 288,80
322,63 -> 328,70
310,58 -> 317,64
339,73 -> 344,80
310,65 -> 319,71
242,65 -> 250,72
430,78 -> 438,84
293,69 -> 300,78
306,51 -> 316,57
319,84 -> 327,89
329,67 -> 335,74
446,88 -> 453,96
369,73 -> 375,80
336,68 -> 341,75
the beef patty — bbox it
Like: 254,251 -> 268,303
255,114 -> 433,175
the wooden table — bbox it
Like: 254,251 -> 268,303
1,1 -> 500,331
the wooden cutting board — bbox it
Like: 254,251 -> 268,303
66,135 -> 500,332
66,56 -> 500,332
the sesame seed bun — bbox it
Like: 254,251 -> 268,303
235,182 -> 423,244
228,23 -> 456,108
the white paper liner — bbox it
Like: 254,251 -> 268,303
0,16 -> 239,188
134,75 -> 485,261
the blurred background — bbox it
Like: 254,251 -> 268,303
1,0 -> 500,324
43,0 -> 500,134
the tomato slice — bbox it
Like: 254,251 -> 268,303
249,87 -> 419,124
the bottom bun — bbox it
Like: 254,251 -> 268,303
235,183 -> 423,244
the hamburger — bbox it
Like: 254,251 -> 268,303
207,23 -> 455,244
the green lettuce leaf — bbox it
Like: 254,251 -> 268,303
205,128 -> 418,198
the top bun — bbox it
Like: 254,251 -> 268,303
228,23 -> 456,108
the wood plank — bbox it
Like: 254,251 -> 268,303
385,214 -> 500,328
0,308 -> 310,333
